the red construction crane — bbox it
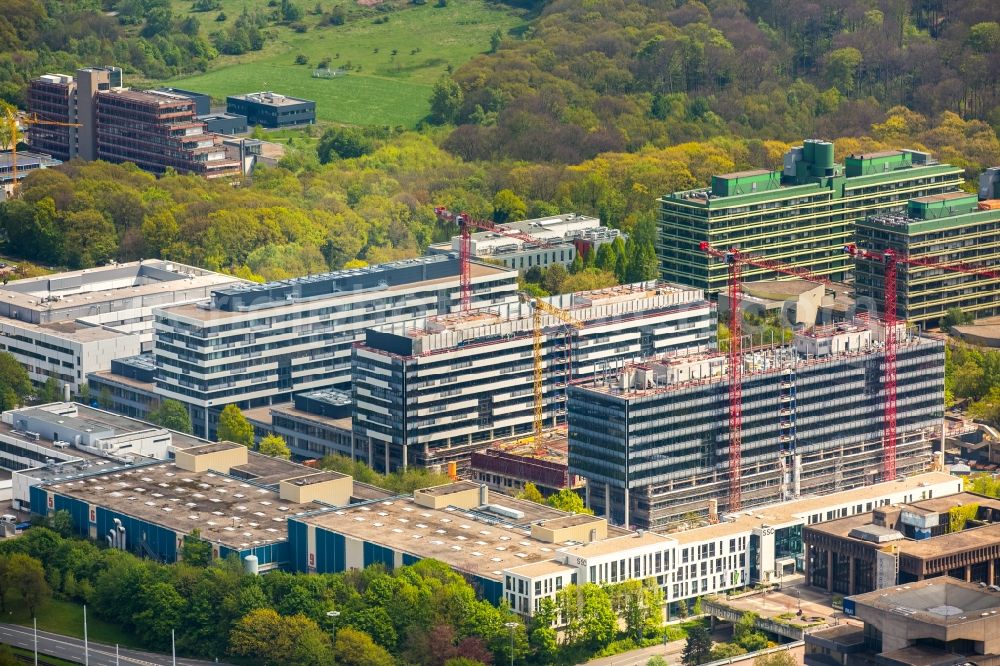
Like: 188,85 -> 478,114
434,207 -> 555,311
843,244 -> 1000,481
699,242 -> 837,512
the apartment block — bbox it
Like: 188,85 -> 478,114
152,255 -> 519,438
426,213 -> 622,272
0,261 -> 239,395
352,282 -> 714,472
568,321 -> 945,530
659,140 -> 964,293
854,191 -> 1000,324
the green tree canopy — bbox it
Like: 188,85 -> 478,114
517,482 -> 544,504
148,400 -> 193,434
682,624 -> 712,665
217,405 -> 254,447
546,488 -> 592,515
229,608 -> 333,666
258,433 -> 292,459
0,352 -> 31,411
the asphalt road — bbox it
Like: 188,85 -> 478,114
0,623 -> 223,666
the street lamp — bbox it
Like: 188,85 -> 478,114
327,610 -> 341,645
503,621 -> 518,666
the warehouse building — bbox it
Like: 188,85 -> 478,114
352,282 -> 715,472
854,190 -> 1000,324
227,92 -> 315,128
152,255 -> 519,439
804,492 -> 1000,596
2,401 -> 210,509
659,140 -> 964,293
806,577 -> 1000,666
568,319 -> 945,529
426,213 -> 622,271
28,438 -> 390,569
0,261 -> 240,395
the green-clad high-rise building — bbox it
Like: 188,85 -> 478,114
658,140 -> 964,293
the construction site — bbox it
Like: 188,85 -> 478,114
468,427 -> 582,498
567,318 -> 946,530
351,281 -> 715,472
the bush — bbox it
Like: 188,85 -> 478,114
295,54 -> 309,65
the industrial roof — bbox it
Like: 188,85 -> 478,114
45,460 -> 314,549
298,492 -> 628,582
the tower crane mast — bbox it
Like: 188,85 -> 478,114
843,244 -> 1000,481
699,242 -> 837,512
434,207 -> 556,311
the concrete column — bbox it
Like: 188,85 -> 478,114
848,556 -> 856,596
585,482 -> 591,511
606,482 -> 611,522
965,565 -> 972,583
623,487 -> 630,529
804,544 -> 811,586
826,550 -> 834,593
991,560 -> 996,586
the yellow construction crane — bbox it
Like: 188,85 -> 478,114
2,110 -> 80,198
522,294 -> 584,449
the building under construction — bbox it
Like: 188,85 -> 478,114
854,187 -> 1000,324
567,320 -> 945,530
352,282 -> 715,472
469,428 -> 581,498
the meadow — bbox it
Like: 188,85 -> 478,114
152,0 -> 527,127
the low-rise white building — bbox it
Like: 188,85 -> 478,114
0,260 -> 240,394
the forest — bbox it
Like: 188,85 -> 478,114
0,524 -> 691,665
1,0 -> 999,285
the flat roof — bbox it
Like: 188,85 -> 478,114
849,150 -> 904,159
667,472 -> 960,544
561,531 -> 673,558
229,92 -> 313,106
0,260 -> 240,317
505,559 -> 576,578
243,403 -> 353,434
45,460 -> 313,549
286,471 -> 349,485
0,318 -> 129,343
419,480 -> 480,497
0,151 -> 61,170
850,577 -> 1000,627
184,441 -> 246,455
716,169 -> 773,179
299,492 -> 625,582
163,260 -> 511,322
910,191 -> 974,204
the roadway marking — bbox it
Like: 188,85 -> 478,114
0,625 -> 164,665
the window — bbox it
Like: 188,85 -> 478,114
535,581 -> 541,595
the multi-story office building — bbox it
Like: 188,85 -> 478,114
804,492 -> 1000,596
244,389 -> 359,461
658,140 -> 964,293
26,68 -> 240,178
152,255 -> 519,439
568,320 -> 945,530
854,191 -> 1000,324
352,282 -> 714,472
227,92 -> 315,128
26,67 -> 123,161
0,261 -> 240,395
95,89 -> 241,177
426,213 -> 622,272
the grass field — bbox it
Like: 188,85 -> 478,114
5,596 -> 140,649
153,0 -> 526,127
6,645 -> 80,666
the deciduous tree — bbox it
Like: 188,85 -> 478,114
258,433 -> 291,459
217,405 -> 254,447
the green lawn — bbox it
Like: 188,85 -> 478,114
5,596 -> 140,649
153,0 -> 526,127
